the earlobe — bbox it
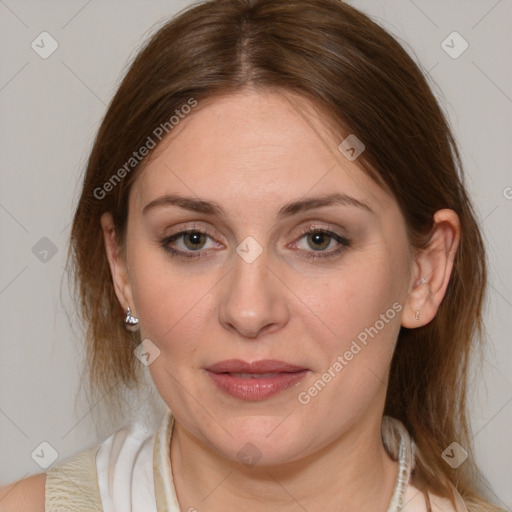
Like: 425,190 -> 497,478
402,282 -> 431,328
401,209 -> 460,329
100,212 -> 135,316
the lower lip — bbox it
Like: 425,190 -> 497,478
206,370 -> 309,401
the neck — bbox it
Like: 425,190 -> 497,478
170,410 -> 399,512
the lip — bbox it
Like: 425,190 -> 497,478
205,359 -> 309,401
206,359 -> 307,374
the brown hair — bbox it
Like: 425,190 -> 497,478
66,0 -> 502,509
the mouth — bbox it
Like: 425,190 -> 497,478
223,372 -> 292,378
205,359 -> 310,401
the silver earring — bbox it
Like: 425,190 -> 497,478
124,307 -> 139,332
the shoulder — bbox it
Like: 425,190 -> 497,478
1,414 -> 166,512
405,482 -> 469,512
44,444 -> 103,511
46,419 -> 157,511
0,473 -> 46,512
428,491 -> 470,512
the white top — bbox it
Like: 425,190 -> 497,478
45,406 -> 468,511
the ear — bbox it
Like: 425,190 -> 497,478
402,209 -> 460,328
100,212 -> 136,317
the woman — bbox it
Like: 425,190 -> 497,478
0,0 -> 504,510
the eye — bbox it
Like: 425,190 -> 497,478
160,228 -> 221,260
160,224 -> 351,262
293,224 -> 351,260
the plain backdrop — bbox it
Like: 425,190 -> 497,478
0,0 -> 511,508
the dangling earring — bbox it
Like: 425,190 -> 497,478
124,307 -> 139,332
415,310 -> 420,321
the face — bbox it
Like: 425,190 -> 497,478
106,89 -> 418,466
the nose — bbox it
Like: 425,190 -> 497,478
218,246 -> 290,339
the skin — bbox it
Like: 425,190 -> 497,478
101,89 -> 459,511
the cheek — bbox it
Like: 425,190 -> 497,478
127,245 -> 210,351
294,264 -> 404,420
302,247 -> 408,374
311,257 -> 403,333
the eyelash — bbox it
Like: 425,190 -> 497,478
160,224 -> 351,262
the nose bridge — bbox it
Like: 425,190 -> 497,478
218,239 -> 289,338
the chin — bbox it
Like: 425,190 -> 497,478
204,415 -> 308,467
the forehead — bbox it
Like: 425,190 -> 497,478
132,90 -> 393,217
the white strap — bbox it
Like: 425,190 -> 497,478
96,422 -> 158,512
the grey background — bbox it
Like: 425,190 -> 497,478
0,0 -> 510,508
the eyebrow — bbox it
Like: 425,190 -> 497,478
142,192 -> 374,218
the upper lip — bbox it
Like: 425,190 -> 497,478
206,359 -> 307,374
